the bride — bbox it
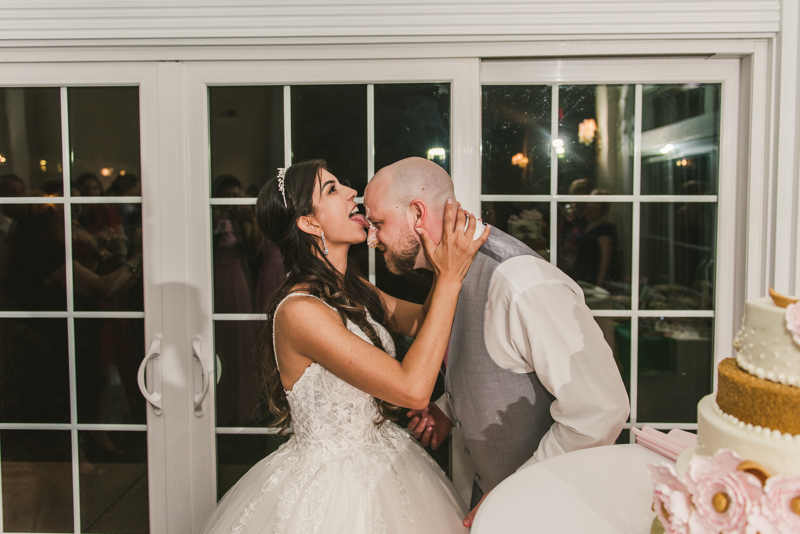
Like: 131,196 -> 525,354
199,160 -> 489,534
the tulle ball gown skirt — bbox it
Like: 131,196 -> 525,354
198,424 -> 470,534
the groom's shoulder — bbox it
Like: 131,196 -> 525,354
491,254 -> 583,299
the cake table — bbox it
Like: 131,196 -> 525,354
471,444 -> 667,534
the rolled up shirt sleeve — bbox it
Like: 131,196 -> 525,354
484,256 -> 630,470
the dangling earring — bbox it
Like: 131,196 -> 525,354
320,231 -> 329,256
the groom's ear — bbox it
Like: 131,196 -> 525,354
409,199 -> 426,229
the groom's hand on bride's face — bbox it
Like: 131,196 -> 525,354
406,403 -> 453,450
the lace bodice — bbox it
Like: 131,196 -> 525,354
274,294 -> 397,449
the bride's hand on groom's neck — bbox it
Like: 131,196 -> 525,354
416,199 -> 489,286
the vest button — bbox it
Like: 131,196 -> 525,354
464,447 -> 470,455
454,420 -> 461,428
446,392 -> 452,399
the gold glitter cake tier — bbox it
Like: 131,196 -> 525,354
717,358 -> 800,436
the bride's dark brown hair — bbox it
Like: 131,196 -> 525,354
255,160 -> 398,434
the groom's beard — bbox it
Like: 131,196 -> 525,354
383,229 -> 420,275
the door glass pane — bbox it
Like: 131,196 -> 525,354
72,202 -> 143,312
1,85 -> 149,533
68,87 -> 141,196
79,430 -> 148,533
557,85 -> 634,195
0,318 -> 70,423
209,86 -> 284,198
636,317 -> 714,423
0,88 -> 64,196
482,85 -> 551,195
75,318 -> 146,424
557,201 -> 632,310
481,201 -> 550,260
0,203 -> 67,311
640,202 -> 716,310
214,320 -> 266,428
601,317 -> 632,402
211,204 -> 264,314
1,429 -> 73,532
291,85 -> 368,196
374,83 -> 450,173
641,84 -> 720,195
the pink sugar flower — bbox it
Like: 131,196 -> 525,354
786,303 -> 800,346
649,464 -> 692,534
684,451 -> 764,534
760,475 -> 800,534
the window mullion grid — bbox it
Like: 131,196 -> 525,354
60,86 -> 82,534
628,84 -> 643,441
549,84 -> 559,267
367,84 -> 376,285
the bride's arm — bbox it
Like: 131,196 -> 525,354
277,204 -> 488,409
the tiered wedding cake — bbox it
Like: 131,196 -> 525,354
695,294 -> 800,475
648,291 -> 800,534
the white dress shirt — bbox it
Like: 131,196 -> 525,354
436,221 -> 630,471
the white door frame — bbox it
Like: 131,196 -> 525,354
182,57 -> 482,520
481,56 -> 742,429
0,62 -> 170,534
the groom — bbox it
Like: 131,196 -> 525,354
363,157 -> 630,527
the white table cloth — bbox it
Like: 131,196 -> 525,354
471,444 -> 669,534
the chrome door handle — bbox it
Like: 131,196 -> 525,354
137,336 -> 163,415
192,337 -> 211,416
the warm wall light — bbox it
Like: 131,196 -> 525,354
427,148 -> 446,161
511,153 -> 529,167
40,159 -> 47,171
578,119 -> 597,145
0,154 -> 6,163
119,170 -> 126,176
101,167 -> 113,177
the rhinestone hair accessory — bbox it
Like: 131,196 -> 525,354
277,167 -> 288,207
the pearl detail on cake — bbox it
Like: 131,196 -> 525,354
711,401 -> 800,444
736,354 -> 799,387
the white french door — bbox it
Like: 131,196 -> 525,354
479,58 -> 742,441
0,55 -> 744,534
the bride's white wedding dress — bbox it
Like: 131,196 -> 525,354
199,294 -> 469,534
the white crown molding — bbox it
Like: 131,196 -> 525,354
0,1 -> 780,46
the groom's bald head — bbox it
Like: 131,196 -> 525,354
364,157 -> 456,272
368,157 -> 455,211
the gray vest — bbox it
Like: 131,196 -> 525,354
445,228 -> 555,493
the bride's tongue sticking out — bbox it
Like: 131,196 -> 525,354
350,212 -> 369,229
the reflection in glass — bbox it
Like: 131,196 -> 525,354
482,85 -> 551,195
1,430 -> 73,532
75,319 -> 145,425
603,318 -> 632,398
0,319 -> 70,423
640,203 -> 716,310
72,202 -> 143,312
636,318 -> 714,423
291,85 -> 367,195
0,203 -> 67,310
481,202 -> 550,260
0,88 -> 63,196
209,86 -> 284,198
216,433 -> 290,500
374,83 -> 450,173
642,84 -> 720,195
557,85 -> 634,195
214,321 -> 266,428
79,431 -> 149,533
211,203 -> 284,315
558,201 -> 632,309
68,87 -> 141,194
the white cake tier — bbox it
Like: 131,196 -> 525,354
732,296 -> 800,386
696,394 -> 800,476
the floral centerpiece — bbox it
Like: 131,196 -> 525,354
649,450 -> 800,534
